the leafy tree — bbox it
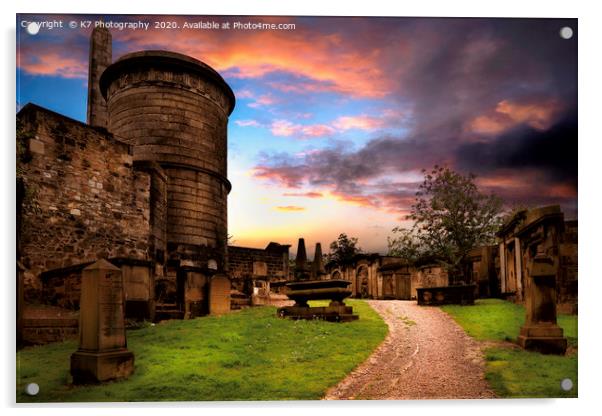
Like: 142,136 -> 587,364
387,227 -> 424,263
390,166 -> 503,283
328,233 -> 362,265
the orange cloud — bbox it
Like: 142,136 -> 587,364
333,115 -> 384,131
268,80 -> 338,95
270,120 -> 298,137
468,99 -> 561,135
19,16 -> 403,98
330,191 -> 380,209
113,16 -> 397,98
17,50 -> 87,79
269,109 -> 404,139
275,205 -> 306,212
252,165 -> 305,188
283,192 -> 323,198
270,120 -> 335,138
496,100 -> 559,130
301,124 -> 336,137
547,183 -> 577,199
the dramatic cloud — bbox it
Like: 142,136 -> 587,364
250,18 -> 577,218
456,112 -> 578,186
18,15 -> 578,249
467,99 -> 562,135
254,109 -> 577,218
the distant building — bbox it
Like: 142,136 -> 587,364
326,254 -> 448,300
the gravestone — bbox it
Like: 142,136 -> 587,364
516,206 -> 567,354
209,274 -> 231,315
70,259 -> 134,384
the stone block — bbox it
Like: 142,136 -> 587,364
29,139 -> 45,154
70,349 -> 134,384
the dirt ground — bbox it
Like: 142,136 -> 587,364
324,300 -> 496,400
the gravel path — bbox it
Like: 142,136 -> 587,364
324,300 -> 496,400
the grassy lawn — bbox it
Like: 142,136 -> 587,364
17,300 -> 387,402
442,299 -> 577,398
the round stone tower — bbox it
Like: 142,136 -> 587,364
99,51 -> 235,271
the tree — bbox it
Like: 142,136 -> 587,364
328,233 -> 362,265
387,227 -> 424,264
391,166 -> 503,283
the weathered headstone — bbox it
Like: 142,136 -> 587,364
70,259 -> 134,384
516,206 -> 567,354
184,271 -> 207,318
209,274 -> 231,315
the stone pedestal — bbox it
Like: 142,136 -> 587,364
70,259 -> 134,384
277,279 -> 359,322
517,323 -> 567,354
517,255 -> 567,354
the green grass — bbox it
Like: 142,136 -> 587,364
17,300 -> 387,402
442,299 -> 577,398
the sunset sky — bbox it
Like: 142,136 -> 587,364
16,14 -> 578,255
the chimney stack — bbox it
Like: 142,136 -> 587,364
87,27 -> 112,128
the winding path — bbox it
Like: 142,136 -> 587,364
324,300 -> 495,400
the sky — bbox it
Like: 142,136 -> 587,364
16,14 -> 578,255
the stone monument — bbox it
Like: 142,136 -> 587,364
516,206 -> 568,354
294,238 -> 311,280
277,238 -> 358,322
70,259 -> 134,384
311,243 -> 327,280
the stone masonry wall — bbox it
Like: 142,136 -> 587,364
558,220 -> 578,313
229,245 -> 288,279
17,104 -> 153,300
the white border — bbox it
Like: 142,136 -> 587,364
3,1 -> 601,414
